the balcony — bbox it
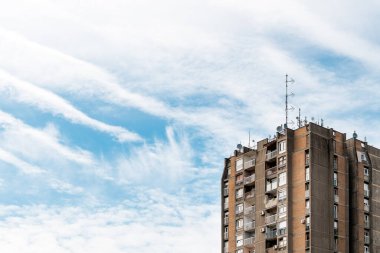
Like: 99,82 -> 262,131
266,166 -> 277,177
245,191 -> 255,200
364,190 -> 370,198
236,208 -> 244,215
244,206 -> 255,215
266,184 -> 277,193
266,230 -> 277,240
364,174 -> 369,182
266,247 -> 276,253
334,195 -> 339,203
244,237 -> 255,247
265,198 -> 278,209
305,208 -> 310,215
266,150 -> 277,161
265,214 -> 277,224
305,190 -> 310,199
365,236 -> 370,244
244,174 -> 256,185
236,178 -> 243,186
305,239 -> 310,248
364,205 -> 369,212
244,221 -> 255,231
223,188 -> 229,196
365,221 -> 370,228
224,217 -> 229,225
224,202 -> 229,210
244,159 -> 256,170
224,231 -> 228,240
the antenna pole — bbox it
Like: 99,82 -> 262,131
285,74 -> 288,128
298,108 -> 301,128
248,130 -> 251,148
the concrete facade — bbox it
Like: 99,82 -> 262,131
221,123 -> 378,253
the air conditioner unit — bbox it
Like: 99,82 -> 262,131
301,219 -> 305,224
274,245 -> 278,249
260,227 -> 265,233
260,210 -> 265,216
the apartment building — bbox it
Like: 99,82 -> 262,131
221,123 -> 380,253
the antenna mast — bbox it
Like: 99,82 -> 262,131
285,74 -> 295,128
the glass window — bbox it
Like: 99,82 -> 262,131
236,234 -> 243,247
305,167 -> 310,181
279,172 -> 287,186
236,188 -> 244,199
364,167 -> 369,176
305,152 -> 310,166
236,203 -> 243,214
333,157 -> 337,170
364,198 -> 369,211
236,249 -> 243,253
236,219 -> 243,229
334,205 -> 338,219
236,158 -> 243,172
279,205 -> 287,218
364,183 -> 369,197
278,189 -> 287,200
236,174 -> 243,184
224,241 -> 228,250
279,141 -> 286,154
266,178 -> 277,191
364,245 -> 369,253
279,156 -> 287,167
306,199 -> 310,210
334,172 -> 338,187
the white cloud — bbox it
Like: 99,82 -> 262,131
0,68 -> 141,142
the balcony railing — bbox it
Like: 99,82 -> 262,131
266,230 -> 277,239
266,150 -> 277,160
224,231 -> 228,240
236,178 -> 243,185
244,159 -> 256,169
266,184 -> 277,192
365,221 -> 370,228
265,198 -> 278,209
244,237 -> 255,246
223,188 -> 229,196
364,190 -> 370,198
244,221 -> 255,231
236,208 -> 244,215
364,205 -> 369,212
245,191 -> 255,200
266,166 -> 277,177
364,174 -> 369,182
365,236 -> 370,244
305,190 -> 310,198
244,206 -> 255,215
244,174 -> 256,185
305,239 -> 310,248
265,214 -> 277,224
224,202 -> 229,210
224,217 -> 229,225
334,195 -> 339,203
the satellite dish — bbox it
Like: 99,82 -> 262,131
276,125 -> 283,132
237,144 -> 243,150
353,131 -> 358,139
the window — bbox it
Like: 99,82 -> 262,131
279,236 -> 287,248
305,152 -> 310,166
279,205 -> 287,218
306,216 -> 310,230
279,141 -> 286,154
361,153 -> 367,162
306,200 -> 310,211
279,172 -> 287,186
333,157 -> 337,171
365,231 -> 370,244
364,183 -> 369,197
236,219 -> 243,230
334,238 -> 338,251
365,214 -> 370,227
333,140 -> 336,153
364,199 -> 369,211
278,189 -> 287,201
364,245 -> 370,253
236,203 -> 243,214
334,189 -> 339,203
278,220 -> 287,235
364,167 -> 369,177
236,188 -> 244,199
279,156 -> 287,167
334,205 -> 338,219
334,172 -> 338,187
236,174 -> 243,184
224,197 -> 229,209
305,167 -> 310,181
236,158 -> 243,172
236,234 -> 243,247
236,249 -> 243,253
224,241 -> 228,251
266,178 -> 277,191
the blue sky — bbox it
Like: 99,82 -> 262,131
0,0 -> 379,252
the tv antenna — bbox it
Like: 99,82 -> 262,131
296,108 -> 302,128
285,74 -> 295,128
